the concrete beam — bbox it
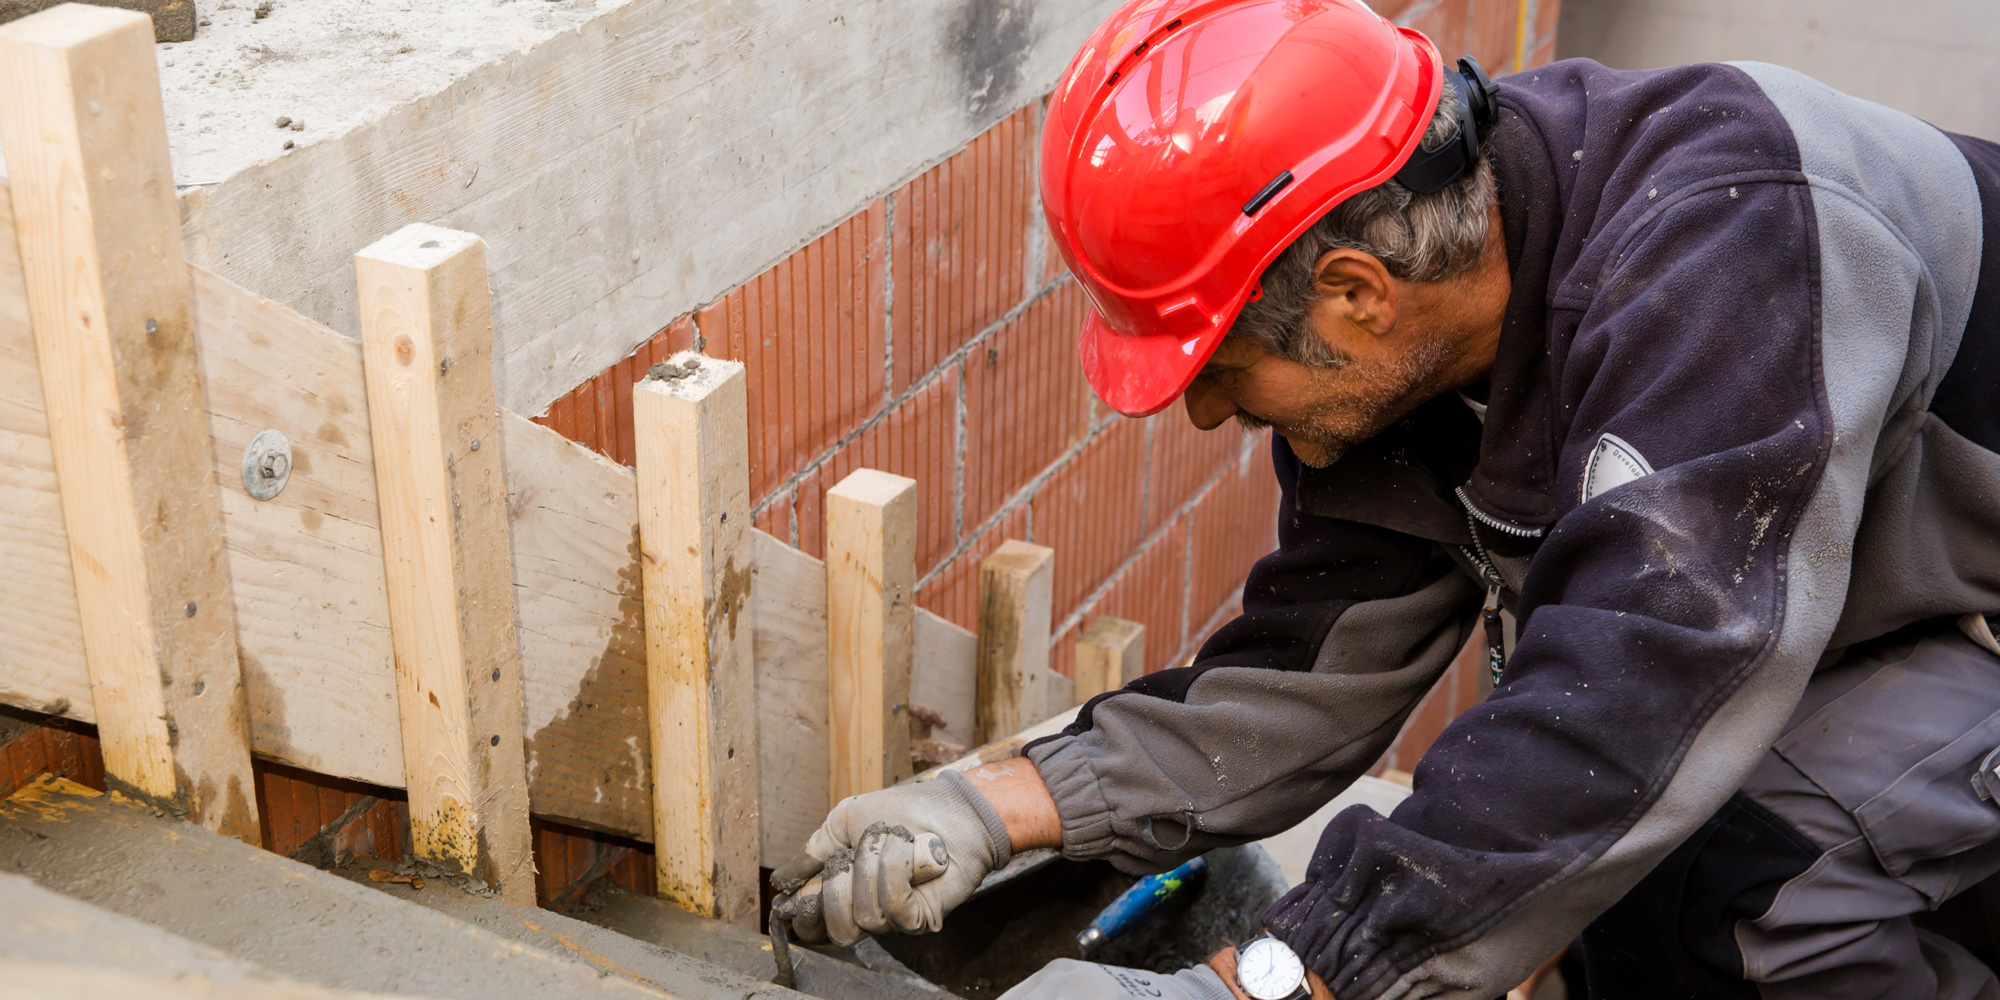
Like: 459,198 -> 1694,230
174,0 -> 1123,416
0,778 -> 776,1000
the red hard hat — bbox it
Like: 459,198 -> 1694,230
1041,0 -> 1447,417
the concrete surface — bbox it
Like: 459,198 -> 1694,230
330,857 -> 932,1000
570,880 -> 950,1000
0,871 -> 287,983
0,957 -> 422,1000
0,777 -> 785,1000
153,0 -> 1124,418
0,0 -> 629,184
1558,0 -> 2000,139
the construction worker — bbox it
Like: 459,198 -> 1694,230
771,0 -> 2000,997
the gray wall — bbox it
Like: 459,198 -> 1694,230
1558,0 -> 1999,139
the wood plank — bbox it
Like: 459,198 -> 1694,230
632,354 -> 758,927
825,468 -> 918,802
1074,617 -> 1144,703
189,265 -> 403,788
750,532 -> 980,866
0,5 -> 257,838
910,608 -> 977,750
354,223 -> 533,904
975,540 -> 1055,744
928,704 -> 1082,777
0,176 -> 89,723
503,410 -> 652,838
750,527 -> 827,868
18,222 -> 697,836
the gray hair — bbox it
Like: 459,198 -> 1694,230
1228,76 -> 1497,366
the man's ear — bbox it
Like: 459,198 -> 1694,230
1310,249 -> 1398,336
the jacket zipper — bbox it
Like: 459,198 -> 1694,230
1454,486 -> 1544,538
1457,488 -> 1531,683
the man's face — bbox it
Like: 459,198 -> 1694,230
1179,224 -> 1508,467
1181,308 -> 1455,468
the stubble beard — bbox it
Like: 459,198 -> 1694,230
1235,333 -> 1456,468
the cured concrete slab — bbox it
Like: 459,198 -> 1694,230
326,857 -> 895,999
0,957 -> 419,999
565,882 -> 948,1000
0,777 -> 786,999
0,871 -> 283,983
331,857 -> 947,1000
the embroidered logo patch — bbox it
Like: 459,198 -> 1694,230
1582,433 -> 1654,502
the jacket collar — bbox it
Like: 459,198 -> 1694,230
1460,98 -> 1564,531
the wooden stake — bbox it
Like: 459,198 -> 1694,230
975,540 -> 1054,744
632,353 -> 759,927
825,468 -> 918,802
354,224 -> 533,905
1075,617 -> 1144,703
0,4 -> 257,839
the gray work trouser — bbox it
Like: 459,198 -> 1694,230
1582,620 -> 2000,1000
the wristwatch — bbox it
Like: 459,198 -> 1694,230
1234,933 -> 1311,1000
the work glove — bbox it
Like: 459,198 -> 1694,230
998,959 -> 1237,1000
768,768 -> 1011,945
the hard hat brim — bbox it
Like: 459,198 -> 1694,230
1078,304 -> 1229,418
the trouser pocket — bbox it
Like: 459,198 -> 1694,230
1775,626 -> 2000,904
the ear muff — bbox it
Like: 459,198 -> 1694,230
1392,56 -> 1499,195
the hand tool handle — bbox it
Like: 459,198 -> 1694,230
1076,855 -> 1208,956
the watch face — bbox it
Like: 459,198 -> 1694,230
1237,936 -> 1307,1000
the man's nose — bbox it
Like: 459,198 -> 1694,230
1182,377 -> 1239,431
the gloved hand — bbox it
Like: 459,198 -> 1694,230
769,768 -> 1011,945
998,959 -> 1239,1000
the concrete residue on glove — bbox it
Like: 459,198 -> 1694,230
770,768 -> 1011,946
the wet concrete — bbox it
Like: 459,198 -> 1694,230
0,777 -> 787,1000
876,845 -> 1290,999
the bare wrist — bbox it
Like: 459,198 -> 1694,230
961,757 -> 1063,852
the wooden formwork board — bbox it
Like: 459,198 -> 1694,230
0,204 -> 981,851
0,177 -> 88,724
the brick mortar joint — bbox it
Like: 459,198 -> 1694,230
913,401 -> 1111,593
747,272 -> 1077,526
1047,441 -> 1252,642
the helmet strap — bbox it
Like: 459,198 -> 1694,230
1391,56 -> 1499,195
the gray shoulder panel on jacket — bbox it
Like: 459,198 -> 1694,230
1729,60 -> 1982,381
